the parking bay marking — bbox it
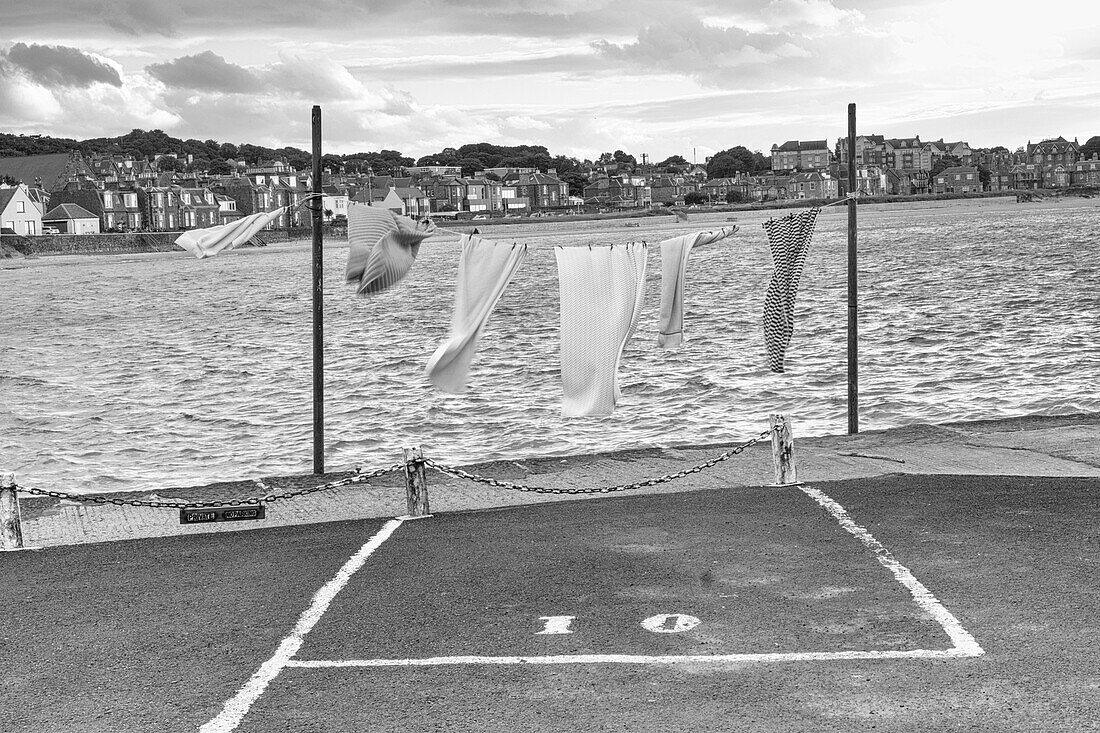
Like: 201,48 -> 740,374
289,484 -> 982,668
202,484 -> 984,731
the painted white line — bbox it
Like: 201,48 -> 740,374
287,647 -> 977,668
280,483 -> 982,671
199,518 -> 405,733
797,484 -> 984,657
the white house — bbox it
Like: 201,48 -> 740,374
322,185 -> 349,222
371,188 -> 406,214
370,186 -> 430,218
42,203 -> 101,234
0,184 -> 44,235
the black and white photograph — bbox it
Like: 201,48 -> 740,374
1,1 -> 1098,730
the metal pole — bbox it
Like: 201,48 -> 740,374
846,103 -> 859,434
311,105 -> 325,473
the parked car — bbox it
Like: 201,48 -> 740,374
43,226 -> 60,235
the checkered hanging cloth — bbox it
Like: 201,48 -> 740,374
762,208 -> 820,372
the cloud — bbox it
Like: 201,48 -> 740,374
147,51 -> 261,93
502,115 -> 553,130
263,52 -> 364,100
379,88 -> 416,116
763,0 -> 865,30
349,51 -> 595,83
147,51 -> 365,100
593,17 -> 818,87
0,66 -> 180,138
96,0 -> 183,36
2,43 -> 122,88
0,70 -> 64,124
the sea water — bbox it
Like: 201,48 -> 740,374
2,196 -> 1098,494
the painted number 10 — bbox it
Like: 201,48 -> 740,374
536,614 -> 701,635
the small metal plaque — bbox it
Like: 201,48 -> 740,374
180,505 -> 266,524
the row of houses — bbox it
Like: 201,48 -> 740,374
3,139 -> 1099,235
770,135 -> 1091,175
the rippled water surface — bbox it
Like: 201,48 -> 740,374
3,197 -> 1098,493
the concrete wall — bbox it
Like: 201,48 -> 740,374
7,225 -> 345,257
21,232 -> 188,255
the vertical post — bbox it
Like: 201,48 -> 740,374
402,446 -> 431,518
769,415 -> 798,486
311,105 -> 325,473
846,102 -> 859,434
1,473 -> 24,550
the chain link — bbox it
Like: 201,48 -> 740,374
8,426 -> 778,508
10,463 -> 404,510
421,428 -> 776,495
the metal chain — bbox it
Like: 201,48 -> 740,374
10,463 -> 404,510
8,425 -> 778,507
421,428 -> 776,496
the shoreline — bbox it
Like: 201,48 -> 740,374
5,189 -> 1096,261
10,409 -> 1100,548
14,409 -> 1100,503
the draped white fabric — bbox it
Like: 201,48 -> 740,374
425,235 -> 528,393
555,243 -> 648,417
174,208 -> 286,259
345,204 -> 435,295
657,226 -> 738,348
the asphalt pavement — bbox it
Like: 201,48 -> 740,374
1,413 -> 1098,732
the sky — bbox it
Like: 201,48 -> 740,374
1,0 -> 1098,164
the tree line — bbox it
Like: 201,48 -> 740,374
0,129 -> 780,182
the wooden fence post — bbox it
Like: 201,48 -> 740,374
402,446 -> 431,518
1,473 -> 24,550
769,414 -> 799,486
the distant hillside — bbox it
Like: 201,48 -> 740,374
0,129 -> 310,167
0,129 -> 414,175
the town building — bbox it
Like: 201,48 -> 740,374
771,140 -> 831,172
835,135 -> 885,167
41,203 -> 101,234
0,184 -> 43,235
932,166 -> 981,194
1070,158 -> 1100,186
1026,137 -> 1080,166
789,171 -> 838,199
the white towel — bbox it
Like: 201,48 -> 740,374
174,208 -> 285,258
425,235 -> 528,393
346,205 -> 435,295
657,226 -> 738,348
556,243 -> 647,417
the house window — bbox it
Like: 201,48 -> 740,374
16,201 -> 25,213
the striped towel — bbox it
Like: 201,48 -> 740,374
346,205 -> 435,295
657,225 -> 738,348
174,208 -> 285,258
556,243 -> 648,417
762,208 -> 820,372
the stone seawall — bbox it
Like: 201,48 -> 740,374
7,227 -> 328,257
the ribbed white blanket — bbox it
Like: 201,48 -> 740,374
555,243 -> 647,417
